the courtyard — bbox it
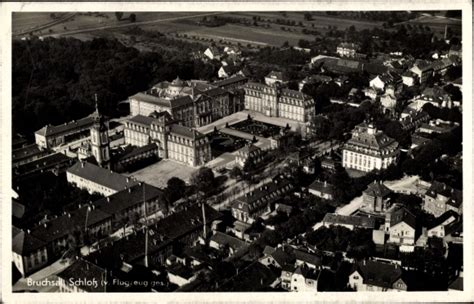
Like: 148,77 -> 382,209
126,159 -> 199,188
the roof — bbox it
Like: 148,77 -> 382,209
390,207 -> 416,229
94,183 -> 163,216
308,180 -> 334,195
354,260 -> 404,289
57,259 -> 107,292
14,153 -> 72,177
210,231 -> 247,251
294,266 -> 320,281
12,144 -> 47,163
153,204 -> 222,240
238,144 -> 261,156
294,249 -> 321,266
344,123 -> 398,152
170,124 -> 205,139
427,210 -> 459,230
425,181 -> 462,207
270,247 -> 295,267
168,264 -> 195,279
338,42 -> 360,50
323,213 -> 376,229
67,161 -> 139,192
127,115 -> 155,127
116,143 -> 159,162
12,230 -> 46,255
30,205 -> 112,243
374,71 -> 402,85
34,114 -> 96,138
364,181 -> 392,197
412,59 -> 433,72
213,75 -> 248,87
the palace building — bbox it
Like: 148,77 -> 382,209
243,82 -> 315,123
124,112 -> 211,167
129,77 -> 241,128
342,123 -> 400,172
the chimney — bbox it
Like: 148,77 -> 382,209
126,177 -> 130,183
81,161 -> 85,168
128,188 -> 132,193
27,229 -> 31,234
107,197 -> 110,202
67,213 -> 71,218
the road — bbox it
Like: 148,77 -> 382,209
42,12 -> 226,38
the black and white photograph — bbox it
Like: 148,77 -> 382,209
1,1 -> 472,302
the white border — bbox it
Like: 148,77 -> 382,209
1,1 -> 472,303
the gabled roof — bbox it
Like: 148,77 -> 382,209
94,183 -> 163,216
265,70 -> 289,82
323,213 -> 376,229
213,75 -> 248,87
354,260 -> 404,289
34,114 -> 97,138
67,161 -> 139,192
427,210 -> 459,230
390,206 -> 416,229
170,124 -> 206,139
12,144 -> 47,163
12,229 -> 46,255
338,42 -> 360,50
425,181 -> 462,207
294,265 -> 320,280
127,115 -> 155,127
364,181 -> 392,197
210,231 -> 247,251
294,249 -> 321,267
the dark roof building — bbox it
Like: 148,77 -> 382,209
350,260 -> 407,291
323,213 -> 377,230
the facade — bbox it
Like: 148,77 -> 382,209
349,260 -> 407,291
385,206 -> 416,249
308,180 -> 334,200
34,112 -> 100,149
13,152 -> 74,182
90,108 -> 110,168
410,60 -> 433,84
426,211 -> 459,238
12,228 -> 49,276
423,181 -> 462,217
12,144 -> 49,168
124,112 -> 212,167
66,161 -> 139,196
290,266 -> 320,292
363,181 -> 392,213
235,144 -> 264,168
231,177 -> 293,224
244,82 -> 315,123
336,42 -> 360,58
129,77 -> 238,128
342,123 -> 400,172
369,71 -> 402,93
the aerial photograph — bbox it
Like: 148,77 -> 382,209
10,9 -> 464,293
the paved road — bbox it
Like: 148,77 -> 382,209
42,12 -> 226,38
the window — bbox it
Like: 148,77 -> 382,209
353,275 -> 359,280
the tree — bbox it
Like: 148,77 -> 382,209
115,12 -> 124,21
191,167 -> 216,194
165,177 -> 186,204
304,12 -> 313,21
130,13 -> 136,23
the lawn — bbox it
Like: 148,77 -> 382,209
126,159 -> 199,188
231,119 -> 282,138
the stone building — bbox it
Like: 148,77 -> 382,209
363,181 -> 392,213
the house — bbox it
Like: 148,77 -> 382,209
235,144 -> 264,168
13,152 -> 74,183
12,227 -> 49,277
259,246 -> 295,269
213,74 -> 248,90
423,181 -> 462,217
224,46 -> 241,56
321,158 -> 337,171
203,46 -> 222,60
410,134 -> 431,150
66,161 -> 139,196
369,71 -> 402,93
410,60 -> 433,84
426,210 -> 459,238
12,144 -> 50,168
209,231 -> 248,256
432,58 -> 454,76
308,180 -> 334,200
264,70 -> 289,86
231,176 -> 293,224
349,260 -> 407,291
218,65 -> 240,79
322,213 -> 376,230
418,120 -> 458,135
336,42 -> 360,58
167,264 -> 197,287
401,71 -> 418,87
362,180 -> 392,213
399,109 -> 430,132
290,266 -> 321,292
379,88 -> 398,115
385,206 -> 416,251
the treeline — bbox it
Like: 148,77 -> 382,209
12,37 -> 217,135
325,11 -> 418,23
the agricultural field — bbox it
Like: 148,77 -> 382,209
400,14 -> 462,36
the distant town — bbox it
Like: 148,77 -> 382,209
11,10 -> 463,293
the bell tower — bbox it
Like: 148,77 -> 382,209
90,94 -> 110,168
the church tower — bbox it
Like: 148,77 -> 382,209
90,94 -> 110,168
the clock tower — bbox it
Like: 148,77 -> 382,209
90,94 -> 110,168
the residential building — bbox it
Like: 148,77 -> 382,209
12,227 -> 49,276
308,180 -> 334,200
203,46 -> 222,60
66,161 -> 139,196
209,231 -> 248,256
129,77 -> 238,128
369,71 -> 402,93
231,176 -> 293,223
385,206 -> 417,250
426,210 -> 459,238
423,181 -> 462,217
362,180 -> 392,213
342,122 -> 400,172
213,74 -> 248,90
410,60 -> 433,84
124,112 -> 212,167
235,144 -> 264,168
12,144 -> 49,168
13,152 -> 74,182
349,260 -> 407,291
401,71 -> 418,87
93,182 -> 165,228
264,71 -> 289,86
336,42 -> 360,58
418,120 -> 458,135
432,58 -> 454,76
322,213 -> 376,230
290,266 -> 321,292
244,82 -> 315,123
399,109 -> 430,131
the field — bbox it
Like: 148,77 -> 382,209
401,14 -> 462,36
